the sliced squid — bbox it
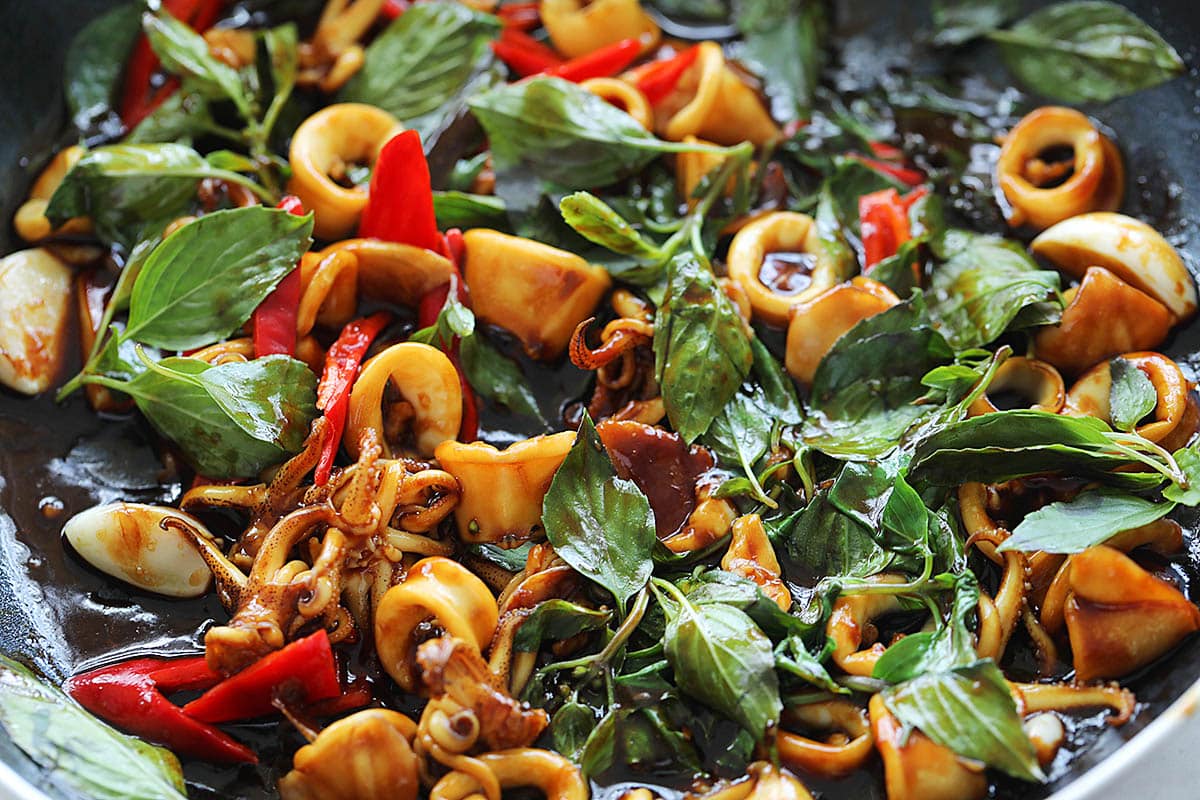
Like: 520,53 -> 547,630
967,356 -> 1065,416
869,694 -> 988,800
434,432 -> 575,545
540,0 -> 659,60
1064,352 -> 1196,447
785,278 -> 899,385
278,709 -> 420,800
1034,266 -> 1171,375
462,229 -> 612,360
1032,212 -> 1196,321
62,503 -> 215,598
657,42 -> 779,146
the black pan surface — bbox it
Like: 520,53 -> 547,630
2,1 -> 1200,798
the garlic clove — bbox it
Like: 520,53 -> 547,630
0,248 -> 74,395
62,503 -> 215,598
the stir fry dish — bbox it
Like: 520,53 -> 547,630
1,0 -> 1199,799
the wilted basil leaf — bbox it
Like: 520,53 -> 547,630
125,91 -> 214,145
1165,443 -> 1200,506
63,3 -> 142,131
543,414 -> 656,609
932,0 -> 1019,46
550,700 -> 597,763
989,1 -> 1185,103
998,488 -> 1174,554
662,598 -> 781,740
143,10 -> 251,117
908,410 -> 1164,490
514,600 -> 612,652
684,568 -> 811,641
0,655 -> 187,800
654,253 -> 754,443
929,231 -> 1060,349
46,143 -> 211,248
341,2 -> 501,141
775,635 -> 844,693
803,293 -> 954,458
559,191 -> 665,263
1109,358 -> 1157,433
884,659 -> 1044,782
123,206 -> 313,351
780,491 -> 891,578
734,0 -> 824,121
873,572 -> 979,683
88,354 -> 318,479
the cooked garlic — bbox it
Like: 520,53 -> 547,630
0,248 -> 74,395
62,503 -> 215,598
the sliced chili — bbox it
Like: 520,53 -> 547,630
358,130 -> 442,252
183,630 -> 341,724
634,45 -> 699,105
497,1 -> 541,31
546,37 -> 643,83
66,656 -> 255,764
251,196 -> 305,358
314,311 -> 392,485
850,154 -> 925,187
859,187 -> 929,269
381,0 -> 410,20
492,29 -> 563,77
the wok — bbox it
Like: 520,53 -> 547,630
1,1 -> 1199,798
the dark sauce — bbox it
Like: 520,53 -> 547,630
760,252 -> 817,296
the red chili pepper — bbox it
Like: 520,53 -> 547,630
66,657 -> 255,764
302,684 -> 374,717
183,631 -> 342,724
381,0 -> 409,20
849,154 -> 925,187
358,130 -> 442,252
119,0 -> 222,129
633,45 -> 699,105
492,29 -> 564,77
251,196 -> 305,358
497,1 -> 541,31
868,140 -> 905,161
546,37 -> 643,83
313,312 -> 393,485
859,187 -> 929,269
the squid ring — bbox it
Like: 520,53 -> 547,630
660,42 -> 779,147
346,342 -> 463,459
727,212 -> 845,327
580,77 -> 653,130
540,0 -> 659,60
996,106 -> 1123,230
776,700 -> 874,778
429,748 -> 588,800
286,103 -> 402,240
1064,352 -> 1195,447
967,356 -> 1065,416
375,557 -> 499,692
785,277 -> 899,385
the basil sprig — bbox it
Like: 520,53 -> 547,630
63,3 -> 142,133
85,351 -> 318,479
0,655 -> 187,800
542,413 -> 657,611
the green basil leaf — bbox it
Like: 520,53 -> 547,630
883,659 -> 1044,782
46,143 -> 210,248
559,191 -> 665,262
988,1 -> 1185,103
803,293 -> 954,458
654,253 -> 754,443
908,409 -> 1164,490
1109,357 -> 1158,433
780,491 -> 892,578
929,231 -> 1060,349
873,572 -> 979,683
932,0 -> 1019,46
514,600 -> 612,652
550,700 -> 597,763
125,90 -> 214,145
143,10 -> 251,117
0,655 -> 187,800
775,635 -> 844,694
543,413 -> 656,610
433,191 -> 509,230
684,568 -> 811,642
733,0 -> 825,121
663,599 -> 781,739
459,334 -> 545,423
998,488 -> 1174,554
1165,443 -> 1200,506
578,708 -> 617,777
340,2 -> 502,141
261,23 -> 299,142
124,206 -> 313,351
824,157 -> 907,235
93,354 -> 317,479
409,286 -> 475,348
64,3 -> 142,131
471,77 -> 710,190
